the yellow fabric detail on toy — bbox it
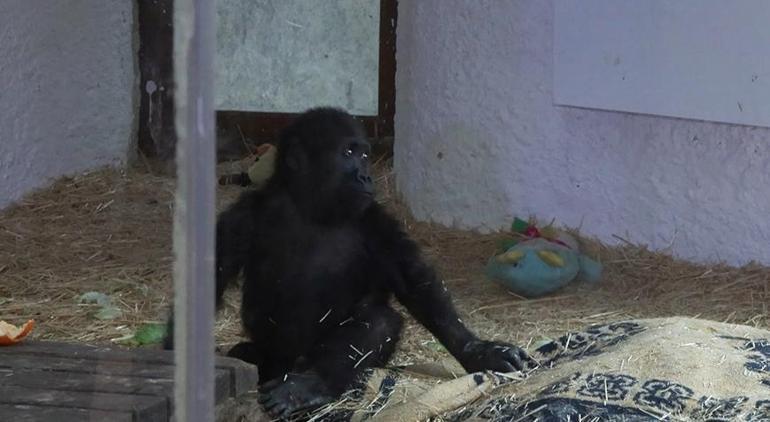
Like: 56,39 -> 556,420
496,250 -> 524,264
537,250 -> 564,267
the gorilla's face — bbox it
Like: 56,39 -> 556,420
316,136 -> 374,215
278,108 -> 375,222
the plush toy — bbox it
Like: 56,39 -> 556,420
485,218 -> 602,298
218,143 -> 277,189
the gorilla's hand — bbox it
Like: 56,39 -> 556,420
258,371 -> 336,419
459,339 -> 531,374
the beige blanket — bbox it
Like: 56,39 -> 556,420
309,317 -> 770,421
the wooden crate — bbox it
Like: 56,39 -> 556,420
0,341 -> 259,421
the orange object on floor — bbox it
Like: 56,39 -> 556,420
0,319 -> 35,345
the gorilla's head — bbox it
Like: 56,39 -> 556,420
274,107 -> 374,222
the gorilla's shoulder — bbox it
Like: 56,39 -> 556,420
225,188 -> 290,218
362,203 -> 405,234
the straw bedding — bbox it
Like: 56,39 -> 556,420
0,158 -> 767,389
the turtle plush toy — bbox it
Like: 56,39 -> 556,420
485,218 -> 602,298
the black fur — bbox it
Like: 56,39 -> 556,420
164,107 -> 530,419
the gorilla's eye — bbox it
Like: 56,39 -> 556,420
344,148 -> 354,157
361,152 -> 369,160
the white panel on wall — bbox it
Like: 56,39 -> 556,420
554,0 -> 770,128
215,0 -> 380,115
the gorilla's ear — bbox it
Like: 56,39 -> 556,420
283,137 -> 309,173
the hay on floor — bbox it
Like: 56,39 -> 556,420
0,159 -> 767,368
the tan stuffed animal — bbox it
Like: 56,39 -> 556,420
218,144 -> 277,189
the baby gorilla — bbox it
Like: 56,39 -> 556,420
165,107 -> 530,419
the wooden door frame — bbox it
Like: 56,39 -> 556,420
137,0 -> 397,161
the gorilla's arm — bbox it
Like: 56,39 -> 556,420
213,191 -> 263,306
163,190 -> 264,350
364,204 -> 529,373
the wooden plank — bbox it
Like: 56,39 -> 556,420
0,404 -> 132,422
0,367 -> 171,396
1,341 -> 177,364
0,385 -> 167,422
1,341 -> 259,395
2,352 -> 183,378
0,341 -> 260,421
4,341 -> 245,368
0,355 -> 232,397
376,0 -> 398,138
137,0 -> 176,162
0,367 -> 232,404
224,357 -> 260,397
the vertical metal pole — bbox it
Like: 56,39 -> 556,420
172,0 -> 216,420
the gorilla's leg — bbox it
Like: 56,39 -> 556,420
227,341 -> 296,383
309,303 -> 403,388
226,341 -> 262,365
259,302 -> 403,418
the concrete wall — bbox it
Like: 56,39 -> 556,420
394,0 -> 770,266
215,0 -> 380,115
0,1 -> 137,209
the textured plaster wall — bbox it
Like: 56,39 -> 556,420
215,0 -> 380,115
0,1 -> 136,209
394,0 -> 770,266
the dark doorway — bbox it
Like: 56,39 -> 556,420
136,0 -> 397,165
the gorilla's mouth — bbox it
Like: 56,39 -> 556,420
351,186 -> 375,198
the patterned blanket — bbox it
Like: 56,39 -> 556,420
310,317 -> 770,421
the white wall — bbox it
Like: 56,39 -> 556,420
0,1 -> 137,209
394,0 -> 770,266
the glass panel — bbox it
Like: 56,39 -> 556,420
0,3 -> 178,421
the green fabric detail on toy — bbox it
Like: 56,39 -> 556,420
511,217 -> 530,233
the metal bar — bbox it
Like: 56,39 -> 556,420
172,0 -> 216,420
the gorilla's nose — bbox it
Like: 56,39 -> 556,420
358,174 -> 372,185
